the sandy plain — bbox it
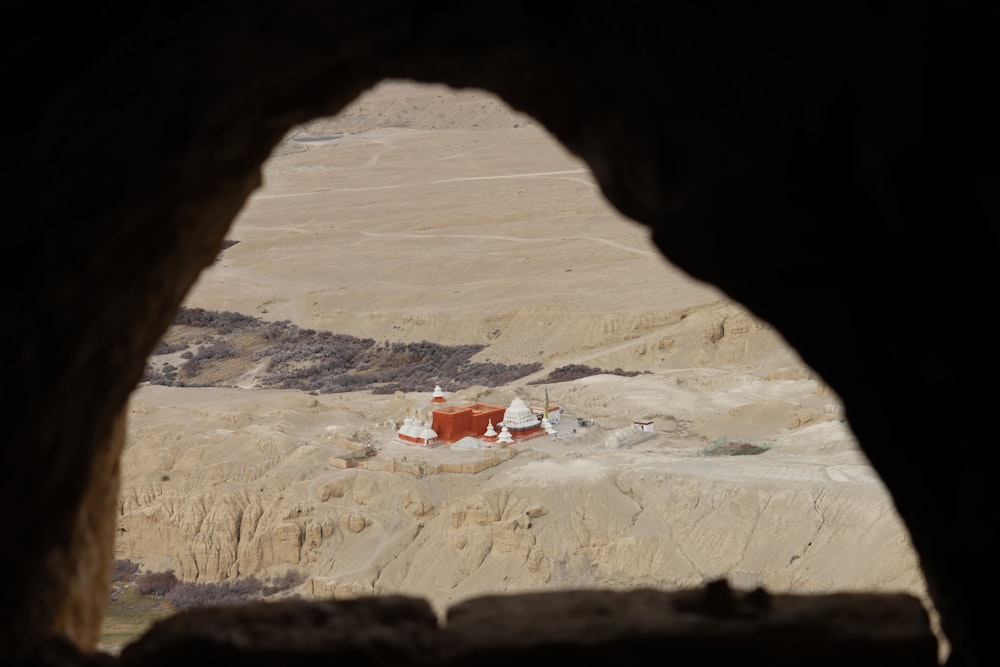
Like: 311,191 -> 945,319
117,80 -> 930,642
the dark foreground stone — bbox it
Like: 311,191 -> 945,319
23,584 -> 938,667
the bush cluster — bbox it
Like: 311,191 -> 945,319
265,569 -> 304,593
126,567 -> 304,610
703,435 -> 772,457
166,578 -> 264,610
174,337 -> 240,379
152,340 -> 189,356
449,361 -> 543,389
174,307 -> 261,335
145,308 -> 542,393
142,363 -> 172,384
135,570 -> 178,596
112,559 -> 141,583
528,364 -> 646,385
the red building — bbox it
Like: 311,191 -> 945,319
398,387 -> 552,447
431,403 -> 507,443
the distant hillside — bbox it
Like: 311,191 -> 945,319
297,80 -> 535,135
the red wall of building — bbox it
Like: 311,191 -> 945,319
432,408 -> 471,443
432,404 -> 505,442
469,405 -> 506,438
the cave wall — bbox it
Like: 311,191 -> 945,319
2,2 -> 995,666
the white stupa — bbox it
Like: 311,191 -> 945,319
501,396 -> 542,438
497,424 -> 514,446
419,423 -> 438,444
431,384 -> 447,403
481,419 -> 499,446
398,411 -> 439,446
403,417 -> 423,439
504,398 -> 537,427
397,413 -> 415,439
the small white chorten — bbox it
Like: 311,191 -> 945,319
419,425 -> 438,444
497,424 -> 514,446
397,412 -> 414,439
482,419 -> 499,446
404,418 -> 423,439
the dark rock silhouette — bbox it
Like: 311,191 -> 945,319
3,2 -> 994,665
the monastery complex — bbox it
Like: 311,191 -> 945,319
396,385 -> 560,448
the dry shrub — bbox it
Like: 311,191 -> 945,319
135,570 -> 178,596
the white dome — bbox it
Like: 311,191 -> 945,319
419,427 -> 438,441
503,397 -> 538,429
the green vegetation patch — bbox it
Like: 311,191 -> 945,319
102,561 -> 306,651
102,586 -> 175,648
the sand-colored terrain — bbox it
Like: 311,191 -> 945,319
118,81 -> 929,632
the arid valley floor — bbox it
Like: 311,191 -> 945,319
112,80 -> 931,651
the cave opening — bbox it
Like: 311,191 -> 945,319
112,80 -> 936,657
